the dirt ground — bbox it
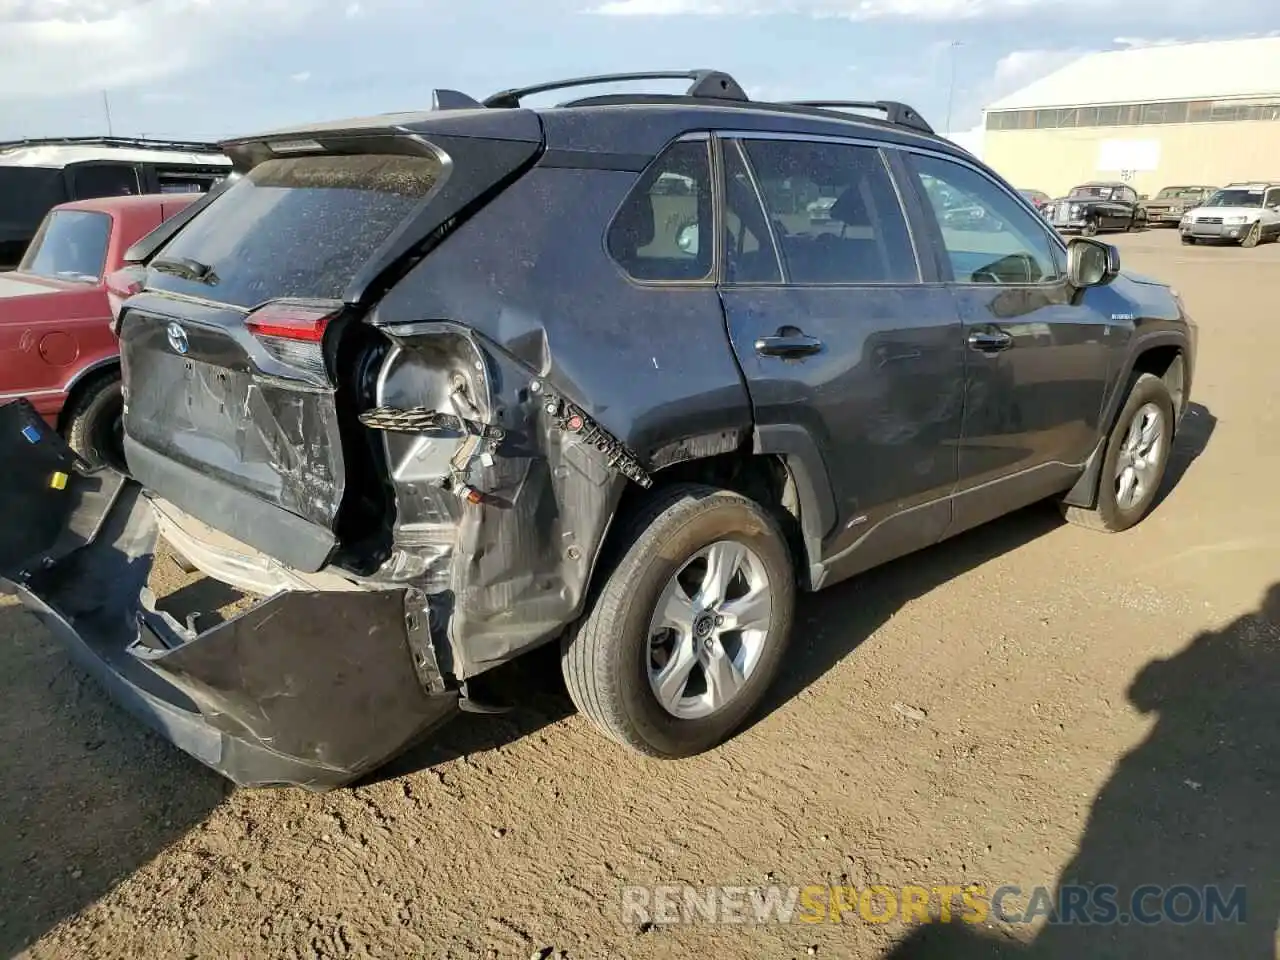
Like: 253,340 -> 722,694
2,228 -> 1277,959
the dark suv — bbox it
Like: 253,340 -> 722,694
0,70 -> 1196,790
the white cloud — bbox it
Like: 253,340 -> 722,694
1112,36 -> 1183,48
987,46 -> 1087,94
0,0 -> 378,99
588,0 -> 1255,19
291,70 -> 312,82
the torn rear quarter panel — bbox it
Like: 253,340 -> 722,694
366,322 -> 629,679
363,165 -> 757,678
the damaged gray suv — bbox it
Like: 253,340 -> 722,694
0,70 -> 1196,789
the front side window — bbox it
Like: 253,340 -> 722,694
740,139 -> 917,285
18,209 -> 112,282
907,153 -> 1062,286
607,140 -> 713,283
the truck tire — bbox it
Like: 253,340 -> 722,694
65,371 -> 125,471
1241,221 -> 1262,248
561,483 -> 795,758
1061,373 -> 1174,533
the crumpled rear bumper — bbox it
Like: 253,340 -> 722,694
0,399 -> 458,790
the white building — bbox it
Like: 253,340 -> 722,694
980,37 -> 1280,197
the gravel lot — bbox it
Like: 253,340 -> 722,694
2,228 -> 1277,959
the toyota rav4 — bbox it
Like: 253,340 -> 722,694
0,70 -> 1196,790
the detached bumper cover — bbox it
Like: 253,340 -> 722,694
0,400 -> 458,790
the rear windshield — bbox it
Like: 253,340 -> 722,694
147,153 -> 442,308
18,209 -> 112,282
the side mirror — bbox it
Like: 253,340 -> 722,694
676,223 -> 699,256
1067,237 -> 1120,288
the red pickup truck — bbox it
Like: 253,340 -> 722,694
0,192 -> 198,467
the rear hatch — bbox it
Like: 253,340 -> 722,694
117,117 -> 543,573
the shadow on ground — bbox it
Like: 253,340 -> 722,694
0,601 -> 226,957
762,402 -> 1215,723
368,641 -> 575,784
883,581 -> 1280,959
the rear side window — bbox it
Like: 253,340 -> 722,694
71,163 -> 140,199
18,210 -> 112,282
149,153 -> 442,308
741,140 -> 918,285
608,140 -> 713,283
0,166 -> 69,266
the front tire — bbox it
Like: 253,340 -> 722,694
64,372 -> 125,471
1241,221 -> 1262,248
1062,373 -> 1174,533
561,483 -> 795,758
1082,220 -> 1099,237
1181,235 -> 1196,245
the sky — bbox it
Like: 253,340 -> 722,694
0,0 -> 1276,143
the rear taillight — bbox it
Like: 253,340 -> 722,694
106,265 -> 146,336
245,301 -> 341,380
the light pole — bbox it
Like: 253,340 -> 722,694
944,40 -> 962,134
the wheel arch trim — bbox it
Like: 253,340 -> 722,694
1062,329 -> 1190,508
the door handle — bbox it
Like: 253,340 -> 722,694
755,332 -> 824,359
967,329 -> 1013,353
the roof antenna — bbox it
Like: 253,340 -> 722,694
102,91 -> 114,137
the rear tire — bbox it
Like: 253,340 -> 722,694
561,483 -> 795,758
64,372 -> 125,471
1061,373 -> 1174,533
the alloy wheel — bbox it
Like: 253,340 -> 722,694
1115,402 -> 1166,511
646,540 -> 774,720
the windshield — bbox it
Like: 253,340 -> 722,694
1068,185 -> 1117,200
1205,188 -> 1265,208
17,210 -> 111,282
1156,187 -> 1206,200
148,153 -> 442,308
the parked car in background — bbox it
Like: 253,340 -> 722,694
0,137 -> 230,270
0,71 -> 1195,790
0,193 -> 199,467
1018,188 -> 1051,212
1141,185 -> 1218,227
1046,182 -> 1146,235
1179,182 -> 1280,247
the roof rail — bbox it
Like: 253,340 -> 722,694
782,100 -> 934,135
483,69 -> 749,109
0,135 -> 225,154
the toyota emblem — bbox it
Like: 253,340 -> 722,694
166,321 -> 189,356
